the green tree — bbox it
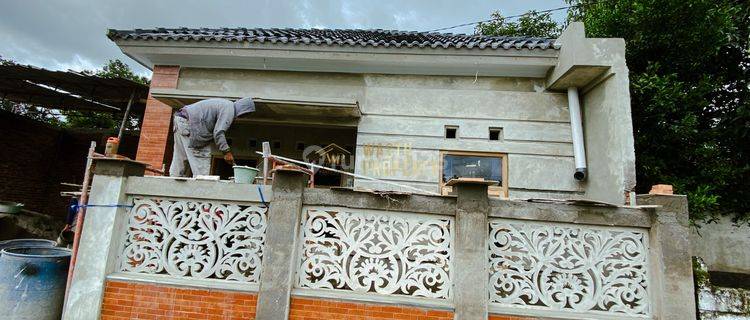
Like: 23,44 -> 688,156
63,59 -> 149,131
90,59 -> 148,85
566,0 -> 749,223
475,10 -> 562,38
478,2 -> 749,223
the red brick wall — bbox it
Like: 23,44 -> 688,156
136,65 -> 179,171
98,280 -> 542,320
289,297 -> 453,320
0,110 -> 138,223
101,280 -> 257,320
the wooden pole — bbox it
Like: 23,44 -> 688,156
262,141 -> 271,185
64,141 -> 96,301
116,91 -> 136,142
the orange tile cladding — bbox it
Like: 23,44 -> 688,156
289,296 -> 453,320
135,65 -> 179,171
100,280 -> 257,320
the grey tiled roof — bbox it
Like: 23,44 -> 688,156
107,28 -> 558,50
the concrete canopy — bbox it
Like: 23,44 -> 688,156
150,88 -> 360,127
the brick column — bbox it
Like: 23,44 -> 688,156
135,65 -> 179,170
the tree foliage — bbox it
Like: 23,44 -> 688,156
480,3 -> 749,223
476,10 -> 562,38
63,59 -> 149,131
568,0 -> 749,223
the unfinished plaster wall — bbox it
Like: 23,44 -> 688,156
545,22 -> 636,205
176,68 -> 589,199
692,216 -> 750,275
357,74 -> 581,198
570,39 -> 635,204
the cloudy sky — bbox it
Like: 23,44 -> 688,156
0,0 -> 565,77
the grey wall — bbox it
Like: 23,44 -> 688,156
579,39 -> 636,205
175,68 -> 610,200
692,216 -> 750,275
356,74 -> 582,199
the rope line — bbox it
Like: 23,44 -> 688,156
257,185 -> 269,208
256,151 -> 441,196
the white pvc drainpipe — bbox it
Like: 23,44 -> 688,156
568,87 -> 587,181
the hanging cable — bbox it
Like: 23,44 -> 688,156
424,0 -> 612,33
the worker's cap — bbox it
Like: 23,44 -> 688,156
234,97 -> 255,117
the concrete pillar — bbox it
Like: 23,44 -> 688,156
451,181 -> 491,320
255,169 -> 309,320
637,194 -> 696,320
62,159 -> 145,320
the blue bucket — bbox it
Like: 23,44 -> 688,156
0,239 -> 56,253
0,246 -> 71,319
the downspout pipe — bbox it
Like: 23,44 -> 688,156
568,87 -> 588,181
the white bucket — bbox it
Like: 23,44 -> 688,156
233,166 -> 260,184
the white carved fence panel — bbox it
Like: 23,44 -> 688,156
488,219 -> 651,318
296,207 -> 453,299
118,197 -> 268,284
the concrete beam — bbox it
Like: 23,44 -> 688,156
302,188 -> 456,216
546,22 -> 624,90
452,181 -> 490,320
62,159 -> 145,320
255,169 -> 309,320
114,40 -> 558,77
488,198 -> 653,228
637,194 -> 696,320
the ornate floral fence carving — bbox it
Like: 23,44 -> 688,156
488,219 -> 650,317
296,207 -> 453,299
119,197 -> 268,283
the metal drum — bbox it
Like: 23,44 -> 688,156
0,247 -> 71,320
0,239 -> 56,252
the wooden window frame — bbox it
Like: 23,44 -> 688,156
438,150 -> 509,198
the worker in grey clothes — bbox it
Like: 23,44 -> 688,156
169,97 -> 255,177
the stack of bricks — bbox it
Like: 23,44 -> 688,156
649,184 -> 674,195
135,65 -> 180,171
100,280 -> 257,320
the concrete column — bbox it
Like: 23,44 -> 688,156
255,169 -> 309,320
62,159 -> 145,320
637,194 -> 696,320
452,181 -> 491,320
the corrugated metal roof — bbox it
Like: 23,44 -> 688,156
0,64 -> 148,113
107,27 -> 558,51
